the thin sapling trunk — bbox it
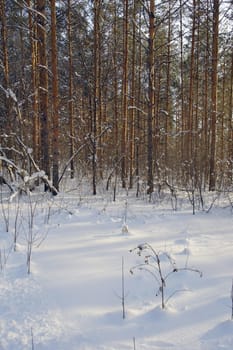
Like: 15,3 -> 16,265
122,256 -> 126,319
231,278 -> 233,320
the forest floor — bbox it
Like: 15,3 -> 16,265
0,184 -> 233,349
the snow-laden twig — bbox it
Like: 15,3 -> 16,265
15,136 -> 58,195
122,199 -> 129,234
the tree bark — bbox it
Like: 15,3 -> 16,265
37,0 -> 50,181
0,0 -> 10,138
147,0 -> 155,195
129,0 -> 136,189
27,0 -> 40,164
121,0 -> 129,189
92,0 -> 102,194
51,0 -> 59,191
228,51 -> 233,180
209,0 -> 219,191
187,0 -> 196,164
67,0 -> 75,179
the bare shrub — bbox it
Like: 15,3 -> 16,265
130,242 -> 202,309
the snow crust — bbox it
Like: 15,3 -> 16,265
0,188 -> 233,349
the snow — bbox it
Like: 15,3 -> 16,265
0,187 -> 233,349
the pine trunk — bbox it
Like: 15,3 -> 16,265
37,0 -> 50,180
209,0 -> 219,191
51,0 -> 59,192
147,0 -> 155,195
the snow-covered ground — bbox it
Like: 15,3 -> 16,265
0,186 -> 233,349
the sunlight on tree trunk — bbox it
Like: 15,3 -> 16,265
51,0 -> 59,192
37,0 -> 50,183
209,0 -> 219,191
147,0 -> 155,195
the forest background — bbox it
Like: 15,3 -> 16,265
0,0 -> 232,197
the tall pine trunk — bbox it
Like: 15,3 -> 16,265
51,0 -> 59,192
209,0 -> 219,191
121,0 -> 129,189
27,0 -> 40,164
147,0 -> 155,195
0,0 -> 10,141
37,0 -> 50,181
67,0 -> 75,179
